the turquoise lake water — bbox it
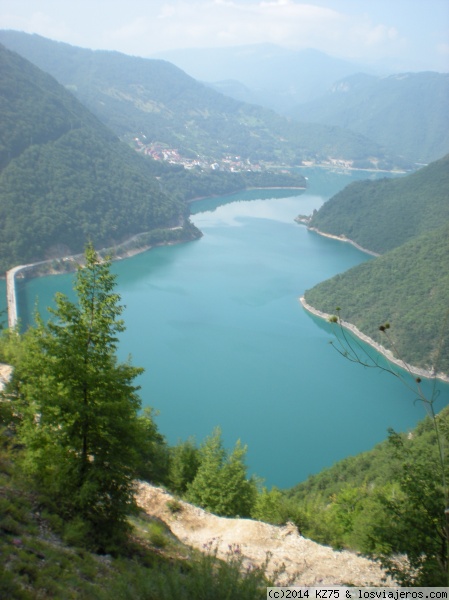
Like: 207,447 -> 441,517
10,168 -> 449,488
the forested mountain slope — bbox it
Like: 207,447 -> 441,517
0,44 -> 187,273
0,30 -> 391,167
304,223 -> 449,374
291,72 -> 449,163
309,154 -> 449,254
303,155 -> 449,375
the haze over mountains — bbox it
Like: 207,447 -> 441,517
154,42 -> 449,164
2,30 -> 447,170
292,72 -> 449,163
152,44 -> 377,111
0,31 -> 388,169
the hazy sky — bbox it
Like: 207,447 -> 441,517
1,0 -> 448,71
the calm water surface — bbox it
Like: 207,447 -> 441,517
13,169 -> 449,488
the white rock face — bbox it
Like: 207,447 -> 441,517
135,481 -> 393,587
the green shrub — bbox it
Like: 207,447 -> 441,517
147,522 -> 168,548
166,498 -> 183,514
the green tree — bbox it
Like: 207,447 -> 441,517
135,407 -> 170,486
251,486 -> 284,525
6,244 -> 144,551
187,427 -> 257,517
372,428 -> 449,586
327,312 -> 449,584
168,437 -> 200,495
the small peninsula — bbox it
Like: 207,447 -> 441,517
299,154 -> 449,379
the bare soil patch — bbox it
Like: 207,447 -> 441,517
136,482 -> 393,586
0,363 -> 13,391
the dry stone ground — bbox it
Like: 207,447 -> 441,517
136,482 -> 393,587
0,363 -> 13,391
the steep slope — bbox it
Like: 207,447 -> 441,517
135,482 -> 392,586
0,44 -> 187,273
303,223 -> 449,375
302,154 -> 449,375
308,154 -> 449,254
292,72 -> 449,163
0,31 -> 389,167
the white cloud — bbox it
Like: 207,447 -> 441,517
101,1 -> 350,55
99,1 -> 409,60
437,42 -> 449,56
0,10 -> 71,42
0,0 -> 446,69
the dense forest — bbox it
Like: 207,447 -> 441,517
0,44 -> 193,273
155,166 -> 307,203
0,30 -> 400,168
308,153 -> 449,254
305,223 -> 449,374
291,72 -> 449,163
303,154 -> 449,375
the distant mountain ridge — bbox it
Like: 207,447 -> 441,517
291,72 -> 449,163
0,31 -> 393,168
151,43 -> 379,112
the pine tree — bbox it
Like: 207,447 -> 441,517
186,428 -> 257,517
219,440 -> 257,517
168,437 -> 200,494
9,244 -> 144,551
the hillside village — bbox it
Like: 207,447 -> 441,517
132,136 -> 393,174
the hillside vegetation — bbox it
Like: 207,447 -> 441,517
0,437 -> 271,600
285,405 -> 449,585
303,155 -> 449,374
309,154 -> 449,254
292,72 -> 449,163
304,223 -> 449,374
0,31 -> 394,167
0,44 -> 193,273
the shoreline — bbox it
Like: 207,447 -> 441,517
4,225 -> 201,329
296,163 -> 409,175
3,184 -> 306,327
299,296 -> 449,384
303,224 -> 380,257
186,185 -> 306,204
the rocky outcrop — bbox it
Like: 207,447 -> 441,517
135,482 -> 393,587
